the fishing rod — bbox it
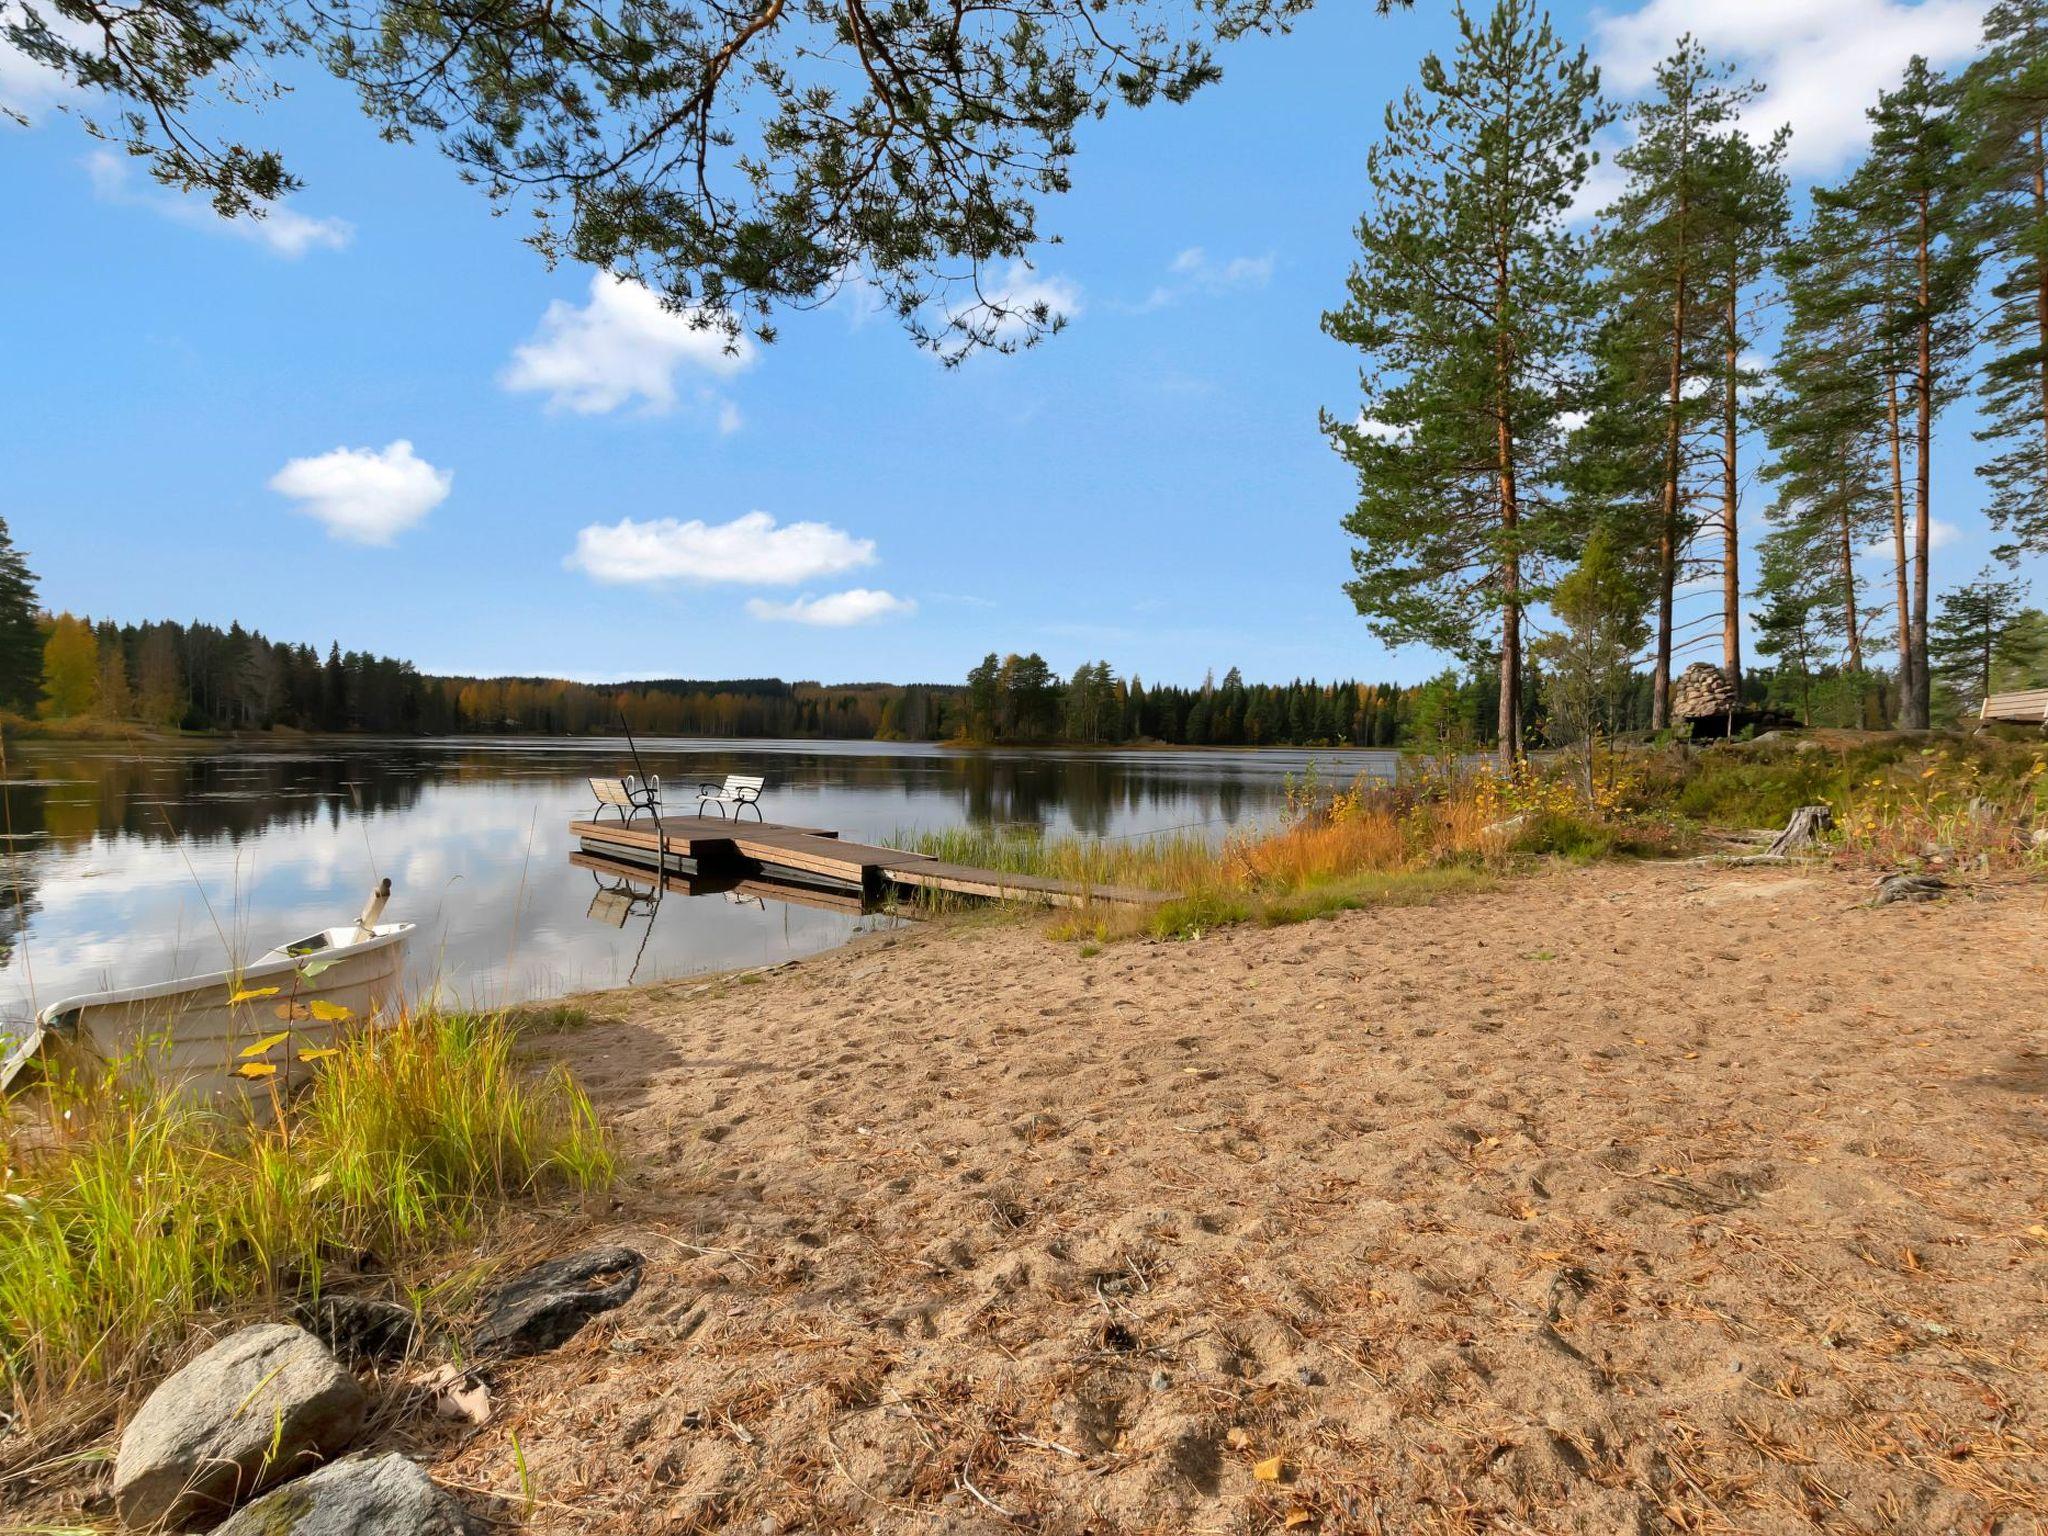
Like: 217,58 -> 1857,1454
617,706 -> 669,853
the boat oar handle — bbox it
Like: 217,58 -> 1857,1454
357,877 -> 393,935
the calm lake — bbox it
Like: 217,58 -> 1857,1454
0,737 -> 1405,1017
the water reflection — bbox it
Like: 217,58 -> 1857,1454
0,736 -> 1401,1013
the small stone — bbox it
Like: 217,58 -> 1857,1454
212,1453 -> 472,1536
1294,1366 -> 1325,1387
472,1245 -> 645,1357
1149,1370 -> 1173,1392
114,1323 -> 366,1530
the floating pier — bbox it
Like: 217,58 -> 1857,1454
569,816 -> 1171,909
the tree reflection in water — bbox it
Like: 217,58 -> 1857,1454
0,737 -> 1400,1010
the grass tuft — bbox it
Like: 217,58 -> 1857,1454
0,1010 -> 613,1421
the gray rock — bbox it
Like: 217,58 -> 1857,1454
472,1245 -> 644,1357
114,1323 -> 366,1530
212,1454 -> 472,1536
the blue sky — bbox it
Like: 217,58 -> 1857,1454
1,0 -> 2033,688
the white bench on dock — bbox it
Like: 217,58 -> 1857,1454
1980,689 -> 2048,727
589,774 -> 661,823
697,773 -> 767,820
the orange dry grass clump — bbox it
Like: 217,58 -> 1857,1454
1231,804 -> 1411,888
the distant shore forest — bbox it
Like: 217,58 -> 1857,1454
14,593 -> 2048,752
11,604 -> 1481,748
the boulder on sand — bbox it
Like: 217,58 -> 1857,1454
113,1323 -> 366,1530
211,1453 -> 473,1536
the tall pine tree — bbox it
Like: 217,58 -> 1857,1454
1819,58 -> 1979,727
1323,0 -> 1607,764
1583,40 -> 1747,727
1963,0 -> 2048,558
1698,123 -> 1791,693
1763,194 -> 1890,685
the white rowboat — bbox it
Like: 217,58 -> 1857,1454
1,881 -> 413,1105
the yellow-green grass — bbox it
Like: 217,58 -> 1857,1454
0,1010 -> 612,1422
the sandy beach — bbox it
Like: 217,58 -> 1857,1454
417,860 -> 2048,1534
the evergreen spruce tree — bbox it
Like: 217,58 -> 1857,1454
1929,567 -> 2031,705
1963,0 -> 2048,557
136,626 -> 186,727
1323,0 -> 1607,764
0,517 -> 41,713
1752,534 -> 1843,727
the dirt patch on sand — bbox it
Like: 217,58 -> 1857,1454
431,862 -> 2048,1533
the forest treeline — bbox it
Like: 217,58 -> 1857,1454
0,503 -> 1502,750
8,547 -> 2041,751
13,598 -> 1470,747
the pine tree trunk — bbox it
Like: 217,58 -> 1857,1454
1885,370 -> 1914,725
1836,510 -> 1863,673
1908,194 -> 1933,730
2036,122 -> 2047,488
1652,267 -> 1689,731
1496,250 -> 1522,767
1721,268 -> 1742,692
1497,436 -> 1523,767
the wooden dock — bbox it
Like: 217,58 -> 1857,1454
571,850 -> 878,916
569,816 -> 1172,909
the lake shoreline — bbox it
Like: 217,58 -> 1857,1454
435,857 -> 2048,1532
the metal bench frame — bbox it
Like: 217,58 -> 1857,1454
697,773 -> 767,820
589,774 -> 662,823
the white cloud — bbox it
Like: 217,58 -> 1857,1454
1,7 -> 105,118
1568,151 -> 1631,224
566,511 -> 877,586
953,260 -> 1083,341
1136,247 -> 1277,310
503,273 -> 752,415
1592,0 -> 1989,172
746,589 -> 917,626
1353,414 -> 1411,443
269,440 -> 452,545
1860,517 -> 1961,563
85,150 -> 353,256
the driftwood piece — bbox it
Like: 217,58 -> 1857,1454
1870,872 -> 1946,906
472,1245 -> 645,1357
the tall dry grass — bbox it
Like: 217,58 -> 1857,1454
0,1010 -> 613,1423
904,757 -> 1649,939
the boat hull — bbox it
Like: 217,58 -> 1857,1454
28,924 -> 412,1107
